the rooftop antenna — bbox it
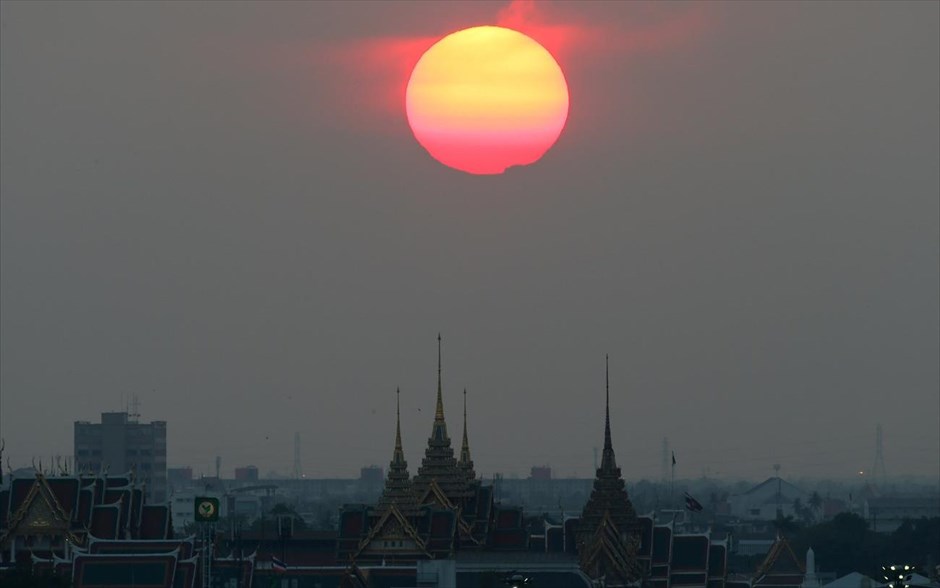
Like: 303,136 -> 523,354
129,395 -> 141,423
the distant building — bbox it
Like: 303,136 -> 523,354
74,412 -> 167,502
235,465 -> 259,482
864,496 -> 940,532
167,466 -> 193,485
530,466 -> 552,480
359,465 -> 384,484
729,477 -> 808,520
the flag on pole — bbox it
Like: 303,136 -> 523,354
271,556 -> 288,573
672,451 -> 676,466
684,492 -> 704,512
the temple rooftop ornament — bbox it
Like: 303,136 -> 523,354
376,389 -> 418,516
413,335 -> 474,505
458,388 -> 476,484
576,355 -> 641,586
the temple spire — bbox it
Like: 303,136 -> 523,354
435,334 -> 445,422
414,334 -> 471,503
394,388 -> 404,464
577,355 -> 638,585
600,355 -> 617,473
462,389 -> 469,452
376,388 -> 416,515
458,388 -> 475,481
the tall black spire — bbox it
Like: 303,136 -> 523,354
433,333 -> 447,438
600,354 -> 617,473
458,388 -> 476,482
576,355 -> 639,583
394,388 -> 405,464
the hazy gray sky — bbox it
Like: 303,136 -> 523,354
2,1 -> 937,481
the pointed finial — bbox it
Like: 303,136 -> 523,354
600,355 -> 618,473
392,388 -> 406,466
460,388 -> 473,468
605,354 -> 611,449
435,334 -> 445,422
396,388 -> 402,443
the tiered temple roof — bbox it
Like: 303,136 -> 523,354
576,356 -> 641,586
412,335 -> 474,505
1,469 -> 193,587
375,389 -> 418,516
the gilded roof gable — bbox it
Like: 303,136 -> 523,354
354,503 -> 429,560
1,473 -> 81,546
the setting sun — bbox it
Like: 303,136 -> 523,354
406,25 -> 569,175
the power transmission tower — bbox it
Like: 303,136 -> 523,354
872,424 -> 887,487
293,432 -> 302,479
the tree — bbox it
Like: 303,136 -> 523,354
808,491 -> 823,517
773,513 -> 801,536
793,498 -> 815,525
793,512 -> 888,576
887,517 -> 940,566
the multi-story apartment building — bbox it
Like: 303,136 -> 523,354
74,412 -> 167,502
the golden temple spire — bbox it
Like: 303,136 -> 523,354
394,388 -> 405,463
377,387 -> 416,515
463,389 -> 469,443
435,333 -> 445,422
460,389 -> 471,463
458,388 -> 476,482
601,354 -> 617,473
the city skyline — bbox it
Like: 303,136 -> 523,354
1,2 -> 938,481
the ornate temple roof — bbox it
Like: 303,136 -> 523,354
354,502 -> 430,561
413,335 -> 473,504
0,472 -> 82,547
576,356 -> 640,585
753,535 -> 806,588
375,389 -> 418,516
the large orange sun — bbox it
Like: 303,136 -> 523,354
406,26 -> 569,175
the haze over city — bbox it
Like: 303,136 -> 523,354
1,1 -> 937,483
